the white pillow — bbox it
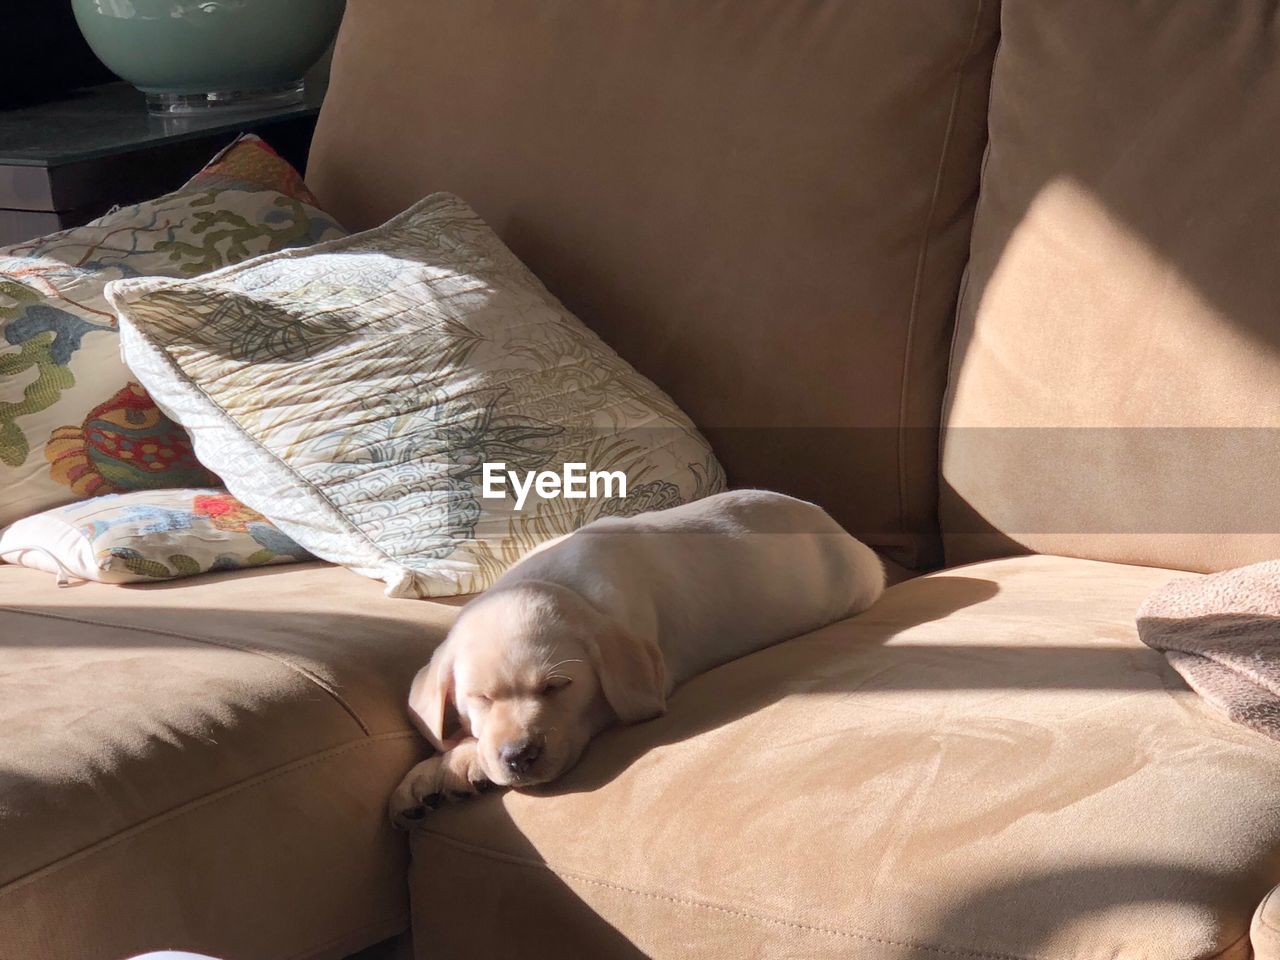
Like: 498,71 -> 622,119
107,194 -> 724,597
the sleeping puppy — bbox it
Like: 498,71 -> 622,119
389,489 -> 884,827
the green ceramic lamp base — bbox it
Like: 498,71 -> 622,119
144,81 -> 305,116
71,0 -> 345,119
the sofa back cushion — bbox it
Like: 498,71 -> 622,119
306,0 -> 1000,569
941,0 -> 1280,572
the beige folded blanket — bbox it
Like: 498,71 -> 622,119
1138,560 -> 1280,741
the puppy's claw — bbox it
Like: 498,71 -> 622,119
390,802 -> 429,831
389,742 -> 488,828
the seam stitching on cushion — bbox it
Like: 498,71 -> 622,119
940,135 -> 994,427
937,14 -> 1003,566
1,605 -> 371,735
415,830 -> 1049,960
0,731 -> 417,899
896,0 -> 988,558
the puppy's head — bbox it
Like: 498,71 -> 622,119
408,581 -> 668,787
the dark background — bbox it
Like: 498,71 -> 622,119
2,4 -> 115,108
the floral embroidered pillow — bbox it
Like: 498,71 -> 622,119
0,489 -> 312,584
109,193 -> 725,598
0,134 -> 345,527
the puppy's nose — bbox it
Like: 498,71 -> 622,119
500,738 -> 542,775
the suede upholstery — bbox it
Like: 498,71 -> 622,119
308,0 -> 1001,570
410,556 -> 1280,959
9,1 -> 1280,957
0,563 -> 457,960
941,0 -> 1280,571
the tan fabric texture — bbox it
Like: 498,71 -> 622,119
941,0 -> 1280,572
0,562 -> 458,960
307,0 -> 1001,570
409,556 -> 1280,960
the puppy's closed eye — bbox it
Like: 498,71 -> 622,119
537,677 -> 573,696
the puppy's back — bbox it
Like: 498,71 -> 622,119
498,490 -> 885,685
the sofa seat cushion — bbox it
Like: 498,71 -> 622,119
0,562 -> 457,960
409,555 -> 1280,960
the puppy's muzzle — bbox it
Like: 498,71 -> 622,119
500,737 -> 543,776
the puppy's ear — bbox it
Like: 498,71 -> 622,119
586,618 -> 669,724
408,641 -> 463,751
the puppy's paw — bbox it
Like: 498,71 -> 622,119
389,740 -> 491,830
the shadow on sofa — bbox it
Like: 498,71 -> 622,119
530,573 -> 1176,798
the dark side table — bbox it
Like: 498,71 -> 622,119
0,82 -> 322,246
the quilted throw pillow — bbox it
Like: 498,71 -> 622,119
109,193 -> 725,598
0,488 -> 312,584
0,134 -> 344,527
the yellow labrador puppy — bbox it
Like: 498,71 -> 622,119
389,489 -> 884,827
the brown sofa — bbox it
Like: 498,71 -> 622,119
6,1 -> 1280,958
